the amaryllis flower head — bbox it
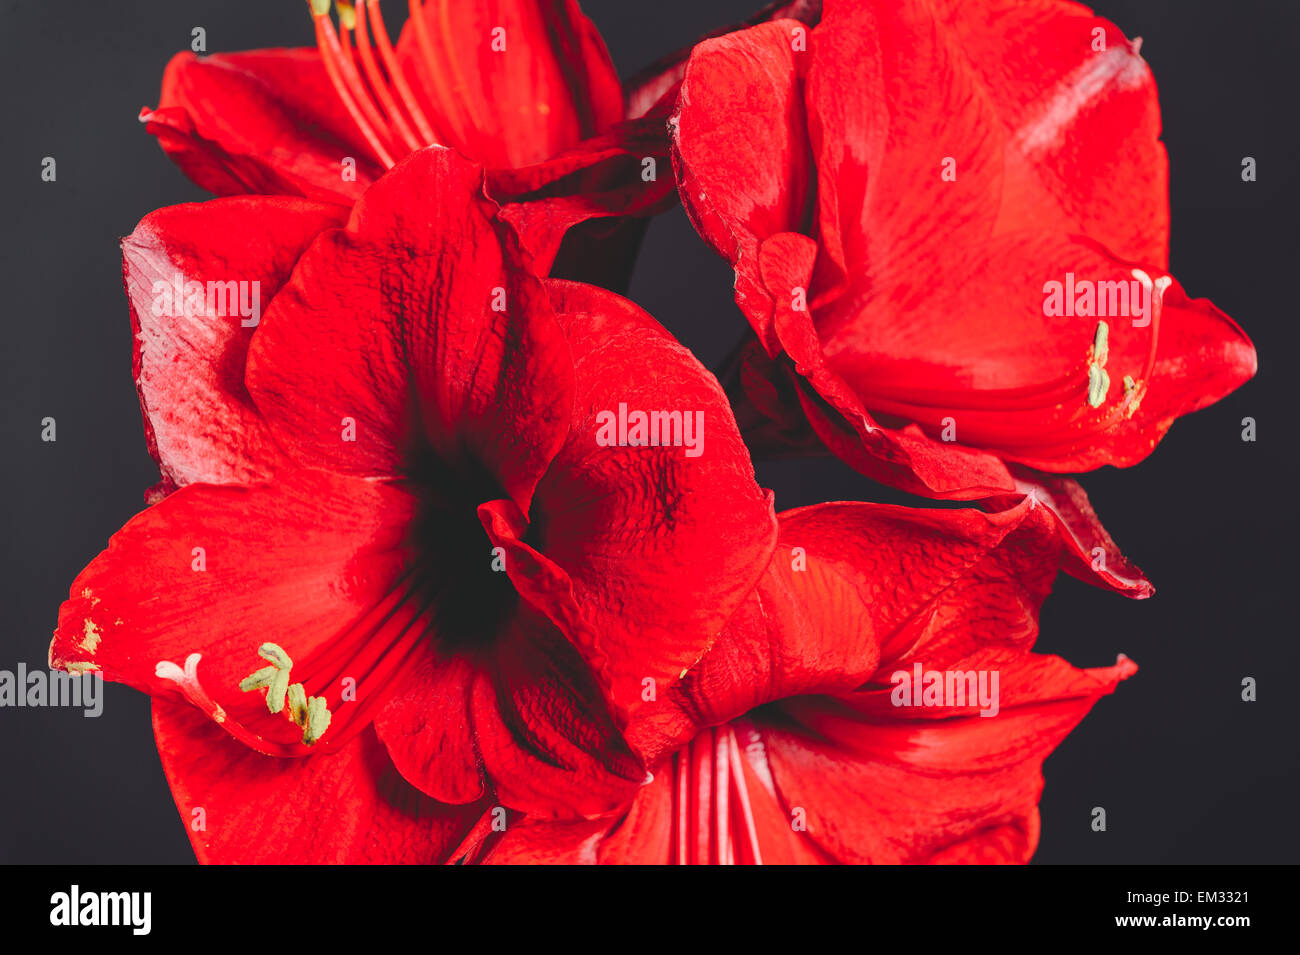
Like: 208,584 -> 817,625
670,0 -> 1255,591
50,146 -> 777,860
458,499 -> 1135,863
142,0 -> 677,283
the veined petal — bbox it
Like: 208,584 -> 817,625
152,698 -> 485,863
534,280 -> 778,722
245,147 -> 574,513
123,196 -> 346,494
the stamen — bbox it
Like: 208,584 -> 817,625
354,0 -> 422,152
287,682 -> 309,725
311,4 -> 399,168
1121,374 -> 1145,419
266,668 -> 291,714
1087,365 -> 1110,408
1086,321 -> 1110,408
238,665 -> 277,692
408,0 -> 474,151
365,1 -> 439,145
855,292 -> 1169,453
1092,320 -> 1109,367
258,642 -> 293,670
240,641 -> 332,744
337,5 -> 357,72
304,696 -> 333,745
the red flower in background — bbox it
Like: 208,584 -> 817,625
50,148 -> 777,859
460,500 -> 1134,863
142,0 -> 678,284
671,0 -> 1255,594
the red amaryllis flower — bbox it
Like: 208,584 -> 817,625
457,499 -> 1135,863
670,0 -> 1255,593
141,0 -> 676,285
49,147 -> 777,860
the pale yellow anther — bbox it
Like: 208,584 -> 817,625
1087,365 -> 1110,408
267,668 -> 291,714
1084,321 -> 1112,408
258,643 -> 293,671
287,683 -> 309,726
1093,321 -> 1110,367
303,696 -> 333,746
309,0 -> 331,16
336,2 -> 356,29
238,666 -> 278,693
1122,374 -> 1144,418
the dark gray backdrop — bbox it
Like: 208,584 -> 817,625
1,0 -> 1295,864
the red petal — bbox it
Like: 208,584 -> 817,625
534,280 -> 778,721
924,0 -> 1169,265
152,698 -> 483,863
245,147 -> 574,512
143,50 -> 381,203
757,231 -> 1018,498
926,807 -> 1040,864
672,19 -> 814,355
50,470 -> 414,753
631,498 -> 1060,763
394,0 -> 623,169
470,609 -> 645,818
756,651 -> 1136,862
992,468 -> 1154,598
625,0 -> 824,120
805,0 -> 1003,291
488,115 -> 676,283
124,196 -> 346,493
370,652 -> 484,805
814,232 -> 1256,472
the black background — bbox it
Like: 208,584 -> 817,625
1,0 -> 1295,864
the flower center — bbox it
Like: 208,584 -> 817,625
404,442 -> 520,649
154,439 -> 524,755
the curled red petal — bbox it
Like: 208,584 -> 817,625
143,49 -> 381,203
534,279 -> 778,722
